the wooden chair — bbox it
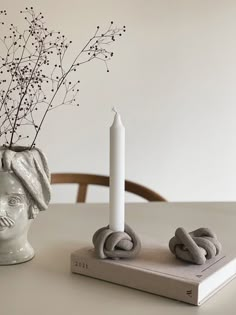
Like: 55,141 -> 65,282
51,173 -> 166,203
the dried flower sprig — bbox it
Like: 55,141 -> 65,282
0,7 -> 126,149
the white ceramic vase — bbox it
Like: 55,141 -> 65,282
0,146 -> 51,265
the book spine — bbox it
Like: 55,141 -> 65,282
71,251 -> 199,305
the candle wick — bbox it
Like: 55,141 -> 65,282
112,107 -> 118,114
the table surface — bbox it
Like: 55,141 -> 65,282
1,202 -> 236,315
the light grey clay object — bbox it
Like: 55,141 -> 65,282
169,227 -> 222,265
92,224 -> 141,259
0,146 -> 51,265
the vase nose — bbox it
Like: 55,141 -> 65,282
0,207 -> 7,217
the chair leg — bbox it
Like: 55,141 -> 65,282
77,184 -> 88,203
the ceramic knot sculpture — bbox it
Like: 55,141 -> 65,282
169,227 -> 222,265
0,146 -> 51,265
92,224 -> 141,259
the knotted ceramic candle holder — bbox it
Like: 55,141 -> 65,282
92,224 -> 141,259
169,227 -> 222,265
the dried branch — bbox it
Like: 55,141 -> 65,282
0,8 -> 126,148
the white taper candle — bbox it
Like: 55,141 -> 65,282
109,107 -> 125,232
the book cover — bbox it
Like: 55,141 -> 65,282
71,243 -> 236,305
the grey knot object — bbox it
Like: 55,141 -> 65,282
169,227 -> 222,265
92,224 -> 141,259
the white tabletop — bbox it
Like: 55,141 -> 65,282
1,202 -> 236,315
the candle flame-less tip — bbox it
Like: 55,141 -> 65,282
112,107 -> 118,114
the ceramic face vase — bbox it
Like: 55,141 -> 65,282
0,146 -> 51,265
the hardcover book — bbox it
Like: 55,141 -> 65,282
71,243 -> 236,305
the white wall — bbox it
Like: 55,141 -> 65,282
1,0 -> 236,202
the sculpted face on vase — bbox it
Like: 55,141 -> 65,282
0,146 -> 51,265
0,171 -> 34,264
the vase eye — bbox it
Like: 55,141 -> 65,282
8,195 -> 22,207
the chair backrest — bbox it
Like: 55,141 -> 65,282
51,173 -> 166,202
